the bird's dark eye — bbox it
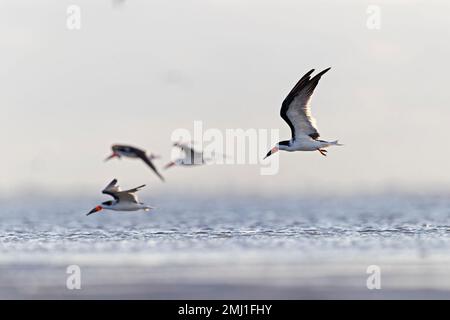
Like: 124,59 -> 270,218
102,201 -> 113,206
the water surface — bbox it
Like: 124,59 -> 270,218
1,194 -> 450,299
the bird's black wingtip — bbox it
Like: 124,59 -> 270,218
318,67 -> 331,74
302,69 -> 315,79
311,67 -> 332,80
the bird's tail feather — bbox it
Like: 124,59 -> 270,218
330,140 -> 343,146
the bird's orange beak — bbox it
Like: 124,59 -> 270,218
104,152 -> 119,162
264,146 -> 279,159
86,205 -> 102,216
163,162 -> 175,170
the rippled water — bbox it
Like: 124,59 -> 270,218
1,194 -> 450,298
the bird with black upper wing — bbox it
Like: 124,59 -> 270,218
264,68 -> 342,159
86,179 -> 153,216
105,144 -> 165,181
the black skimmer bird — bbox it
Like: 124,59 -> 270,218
164,142 -> 206,169
264,68 -> 342,159
105,144 -> 165,181
86,179 -> 153,216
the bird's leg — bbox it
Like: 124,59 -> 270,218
318,149 -> 327,157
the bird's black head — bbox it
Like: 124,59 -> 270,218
102,200 -> 114,206
264,140 -> 290,159
105,145 -> 127,161
278,140 -> 291,147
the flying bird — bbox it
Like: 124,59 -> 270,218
264,68 -> 342,159
87,179 -> 153,216
105,144 -> 165,181
164,142 -> 206,169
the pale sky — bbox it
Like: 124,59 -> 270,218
1,0 -> 450,197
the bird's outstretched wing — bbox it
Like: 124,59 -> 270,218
101,179 -> 145,204
117,184 -> 146,204
121,184 -> 146,194
134,149 -> 165,182
280,67 -> 330,140
173,142 -> 204,165
102,179 -> 146,204
102,179 -> 121,200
